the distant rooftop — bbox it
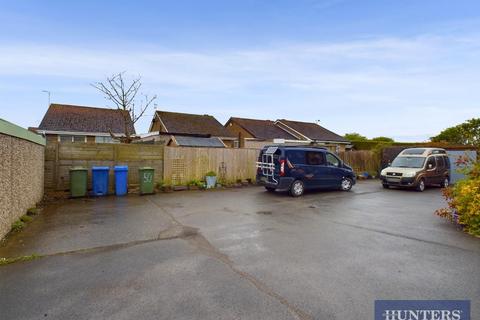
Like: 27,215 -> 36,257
38,104 -> 135,135
276,119 -> 349,143
155,110 -> 235,137
227,117 -> 297,140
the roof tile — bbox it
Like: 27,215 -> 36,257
156,111 -> 235,137
277,119 -> 349,143
38,104 -> 135,134
227,117 -> 297,140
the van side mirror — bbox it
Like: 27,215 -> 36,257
428,164 -> 433,169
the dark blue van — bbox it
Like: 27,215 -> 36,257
256,146 -> 356,197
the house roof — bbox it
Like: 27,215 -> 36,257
227,117 -> 297,140
172,135 -> 225,148
38,104 -> 135,135
276,119 -> 349,143
155,111 -> 235,137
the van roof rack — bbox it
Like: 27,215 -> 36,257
400,147 -> 447,156
264,144 -> 328,150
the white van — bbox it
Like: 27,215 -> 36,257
380,148 -> 451,192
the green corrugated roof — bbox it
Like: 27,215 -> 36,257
174,135 -> 225,148
0,118 -> 46,146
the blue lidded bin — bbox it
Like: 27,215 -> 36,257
92,166 -> 110,196
114,165 -> 128,196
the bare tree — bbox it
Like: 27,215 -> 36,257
92,72 -> 157,143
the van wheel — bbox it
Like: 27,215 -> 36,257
416,178 -> 425,192
442,177 -> 450,188
340,177 -> 353,191
290,180 -> 305,197
265,187 -> 275,192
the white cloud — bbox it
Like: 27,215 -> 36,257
0,34 -> 479,140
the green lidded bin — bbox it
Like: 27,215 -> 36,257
70,167 -> 88,197
139,167 -> 155,195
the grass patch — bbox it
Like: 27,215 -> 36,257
9,211 -> 37,235
20,215 -> 33,223
0,254 -> 41,266
26,207 -> 38,216
10,220 -> 25,232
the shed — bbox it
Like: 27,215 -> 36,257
169,135 -> 226,148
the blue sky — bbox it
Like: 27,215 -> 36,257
0,0 -> 479,141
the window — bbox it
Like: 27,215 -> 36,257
392,156 -> 426,168
326,153 -> 340,167
436,156 -> 445,169
233,140 -> 239,148
95,136 -> 115,143
59,135 -> 73,143
288,150 -> 306,165
59,135 -> 86,143
306,151 -> 325,165
444,156 -> 451,168
73,136 -> 85,143
426,157 -> 436,169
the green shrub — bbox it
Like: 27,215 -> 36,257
351,141 -> 382,150
187,179 -> 200,186
205,171 -> 217,177
436,161 -> 480,236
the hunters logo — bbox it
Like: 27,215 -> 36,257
375,300 -> 470,320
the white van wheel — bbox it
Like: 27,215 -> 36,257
416,178 -> 425,192
442,177 -> 449,188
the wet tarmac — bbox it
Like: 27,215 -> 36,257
1,181 -> 478,319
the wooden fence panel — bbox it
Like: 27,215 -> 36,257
45,144 -> 379,192
163,147 -> 260,185
59,144 -> 114,160
338,150 -> 380,174
45,143 -> 164,191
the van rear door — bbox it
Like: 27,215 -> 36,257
256,146 -> 281,183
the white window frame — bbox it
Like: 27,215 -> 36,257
95,136 -> 118,144
58,135 -> 87,143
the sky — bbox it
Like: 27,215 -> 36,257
0,0 -> 479,141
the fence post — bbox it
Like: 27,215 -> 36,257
54,143 -> 59,190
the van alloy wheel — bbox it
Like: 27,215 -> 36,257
340,178 -> 353,191
290,180 -> 304,197
443,177 -> 449,188
416,179 -> 425,192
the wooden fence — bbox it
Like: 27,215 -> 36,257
163,146 -> 260,185
45,143 -> 164,191
338,150 -> 380,174
45,144 -> 380,192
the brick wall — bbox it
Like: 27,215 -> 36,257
0,132 -> 44,239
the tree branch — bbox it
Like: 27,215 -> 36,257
91,72 -> 157,143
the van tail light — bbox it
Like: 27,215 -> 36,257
279,160 -> 286,176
